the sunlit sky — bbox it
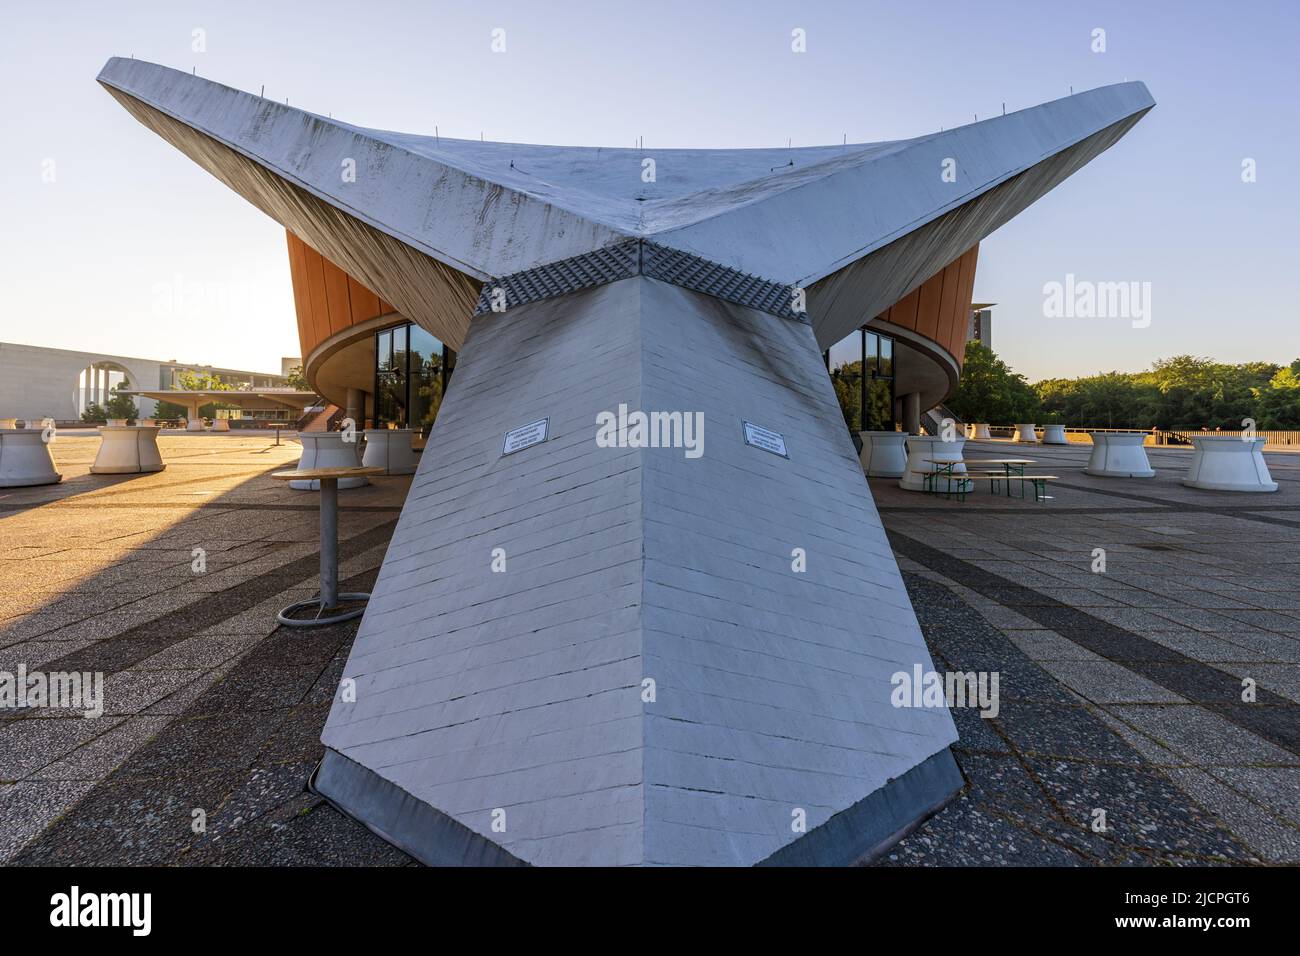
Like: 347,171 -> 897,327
2,0 -> 1296,380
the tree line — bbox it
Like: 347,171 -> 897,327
946,343 -> 1300,431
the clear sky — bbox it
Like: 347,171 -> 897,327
1,0 -> 1296,380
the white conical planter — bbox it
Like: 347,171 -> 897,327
0,428 -> 62,487
211,418 -> 230,432
967,423 -> 992,440
899,435 -> 967,492
1041,424 -> 1068,444
91,426 -> 165,474
292,432 -> 368,490
362,428 -> 418,475
1085,433 -> 1154,478
858,430 -> 908,478
1013,423 -> 1039,443
186,419 -> 205,431
1182,436 -> 1277,492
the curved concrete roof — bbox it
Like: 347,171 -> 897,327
98,57 -> 1151,353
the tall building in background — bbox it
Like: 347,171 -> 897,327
100,55 -> 1152,866
969,303 -> 996,353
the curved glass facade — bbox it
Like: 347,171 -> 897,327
374,322 -> 457,437
827,327 -> 896,432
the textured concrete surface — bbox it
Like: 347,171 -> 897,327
320,277 -> 958,866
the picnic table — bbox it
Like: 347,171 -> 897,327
271,465 -> 385,627
917,458 -> 1054,501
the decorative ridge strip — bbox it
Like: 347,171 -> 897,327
473,239 -> 807,324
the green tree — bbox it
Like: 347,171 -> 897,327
104,384 -> 139,421
947,342 -> 1039,424
80,402 -> 108,424
172,369 -> 235,419
285,364 -> 309,390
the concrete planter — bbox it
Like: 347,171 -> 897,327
292,432 -> 368,490
1041,424 -> 1068,444
899,435 -> 967,492
967,423 -> 992,440
0,418 -> 19,429
1182,436 -> 1277,492
858,430 -> 908,478
211,419 -> 231,432
362,428 -> 418,475
186,419 -> 205,432
1013,423 -> 1040,443
1085,432 -> 1154,478
91,425 -> 165,474
0,428 -> 62,487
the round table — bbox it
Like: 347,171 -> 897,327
271,465 -> 386,627
362,428 -> 418,475
0,428 -> 62,487
1085,433 -> 1154,478
292,432 -> 368,490
91,425 -> 165,474
858,430 -> 908,478
1013,423 -> 1040,443
1182,436 -> 1277,492
899,435 -> 967,492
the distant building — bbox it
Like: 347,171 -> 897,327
0,341 -> 288,422
969,303 -> 995,353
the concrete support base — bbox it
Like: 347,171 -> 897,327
899,435 -> 967,492
858,430 -> 908,478
1182,436 -> 1277,492
0,429 -> 62,487
211,418 -> 230,432
967,423 -> 992,440
1041,424 -> 1068,444
1013,423 -> 1039,443
291,433 -> 367,490
316,277 -> 959,866
362,428 -> 417,475
90,426 -> 164,474
1085,432 -> 1154,478
186,419 -> 204,431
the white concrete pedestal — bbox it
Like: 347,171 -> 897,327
1085,433 -> 1154,478
967,423 -> 992,440
292,432 -> 368,490
186,419 -> 205,432
0,419 -> 17,430
0,429 -> 62,487
1041,424 -> 1068,444
1182,436 -> 1277,492
211,418 -> 230,432
1013,423 -> 1040,443
857,430 -> 908,478
899,435 -> 967,492
91,426 -> 165,474
362,428 -> 418,475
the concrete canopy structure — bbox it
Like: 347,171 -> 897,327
120,387 -> 319,422
100,56 -> 1152,866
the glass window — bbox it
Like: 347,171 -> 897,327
408,326 -> 444,438
827,329 -> 863,432
865,332 -> 880,373
376,330 -> 393,373
879,336 -> 893,378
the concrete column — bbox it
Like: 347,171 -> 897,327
345,387 -> 365,426
902,391 -> 922,435
315,277 -> 960,868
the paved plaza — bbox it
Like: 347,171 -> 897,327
0,432 -> 1296,865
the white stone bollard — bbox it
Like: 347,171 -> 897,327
899,434 -> 967,492
0,428 -> 62,487
1085,433 -> 1154,478
1182,436 -> 1277,492
967,423 -> 992,440
1013,423 -> 1040,443
186,419 -> 205,431
1041,424 -> 1068,444
91,425 -> 165,474
211,418 -> 230,432
0,418 -> 18,429
362,428 -> 418,476
857,430 -> 908,478
292,432 -> 369,490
